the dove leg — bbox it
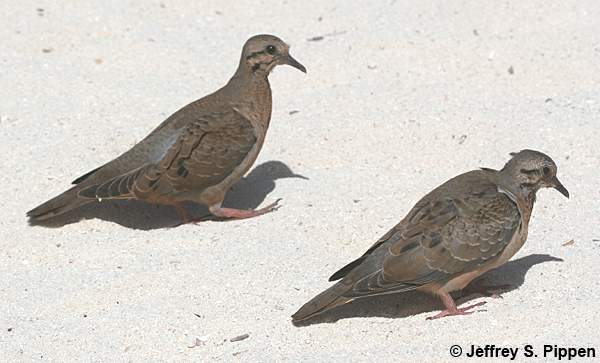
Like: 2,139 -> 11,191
426,291 -> 486,320
173,203 -> 190,224
208,199 -> 281,219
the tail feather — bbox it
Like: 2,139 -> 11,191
27,186 -> 93,222
292,281 -> 354,323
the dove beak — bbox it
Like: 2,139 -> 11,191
552,176 -> 569,198
284,54 -> 307,73
291,173 -> 309,180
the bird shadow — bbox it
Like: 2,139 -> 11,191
293,254 -> 563,326
30,160 -> 307,230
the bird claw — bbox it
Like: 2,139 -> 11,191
263,198 -> 283,212
208,199 -> 283,219
426,301 -> 487,320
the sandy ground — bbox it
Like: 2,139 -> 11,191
2,1 -> 600,362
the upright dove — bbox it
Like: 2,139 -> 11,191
27,34 -> 306,224
292,150 -> 569,322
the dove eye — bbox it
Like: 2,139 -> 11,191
542,166 -> 551,176
266,45 -> 277,55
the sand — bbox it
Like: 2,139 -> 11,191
2,1 -> 599,361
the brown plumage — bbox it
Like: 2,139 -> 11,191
28,34 -> 306,223
292,150 -> 569,322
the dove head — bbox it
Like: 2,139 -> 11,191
238,34 -> 306,76
501,149 -> 569,199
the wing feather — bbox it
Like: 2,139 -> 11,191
78,109 -> 256,201
333,171 -> 522,299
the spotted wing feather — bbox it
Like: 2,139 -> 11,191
78,109 -> 256,200
340,171 -> 521,298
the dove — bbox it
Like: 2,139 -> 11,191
27,34 -> 306,224
292,150 -> 569,322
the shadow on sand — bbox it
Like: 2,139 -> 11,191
293,254 -> 563,326
30,160 -> 307,230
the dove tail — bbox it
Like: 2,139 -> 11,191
27,186 -> 93,222
291,281 -> 354,323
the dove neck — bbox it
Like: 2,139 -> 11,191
228,65 -> 271,97
497,168 -> 538,205
224,66 -> 273,130
232,59 -> 270,81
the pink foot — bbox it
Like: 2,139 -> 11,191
427,301 -> 487,320
209,199 -> 282,219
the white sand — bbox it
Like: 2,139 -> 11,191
2,1 -> 599,361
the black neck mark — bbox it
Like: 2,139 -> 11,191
246,51 -> 277,73
252,63 -> 262,72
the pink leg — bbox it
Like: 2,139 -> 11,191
426,291 -> 486,320
173,203 -> 191,224
208,199 -> 282,219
